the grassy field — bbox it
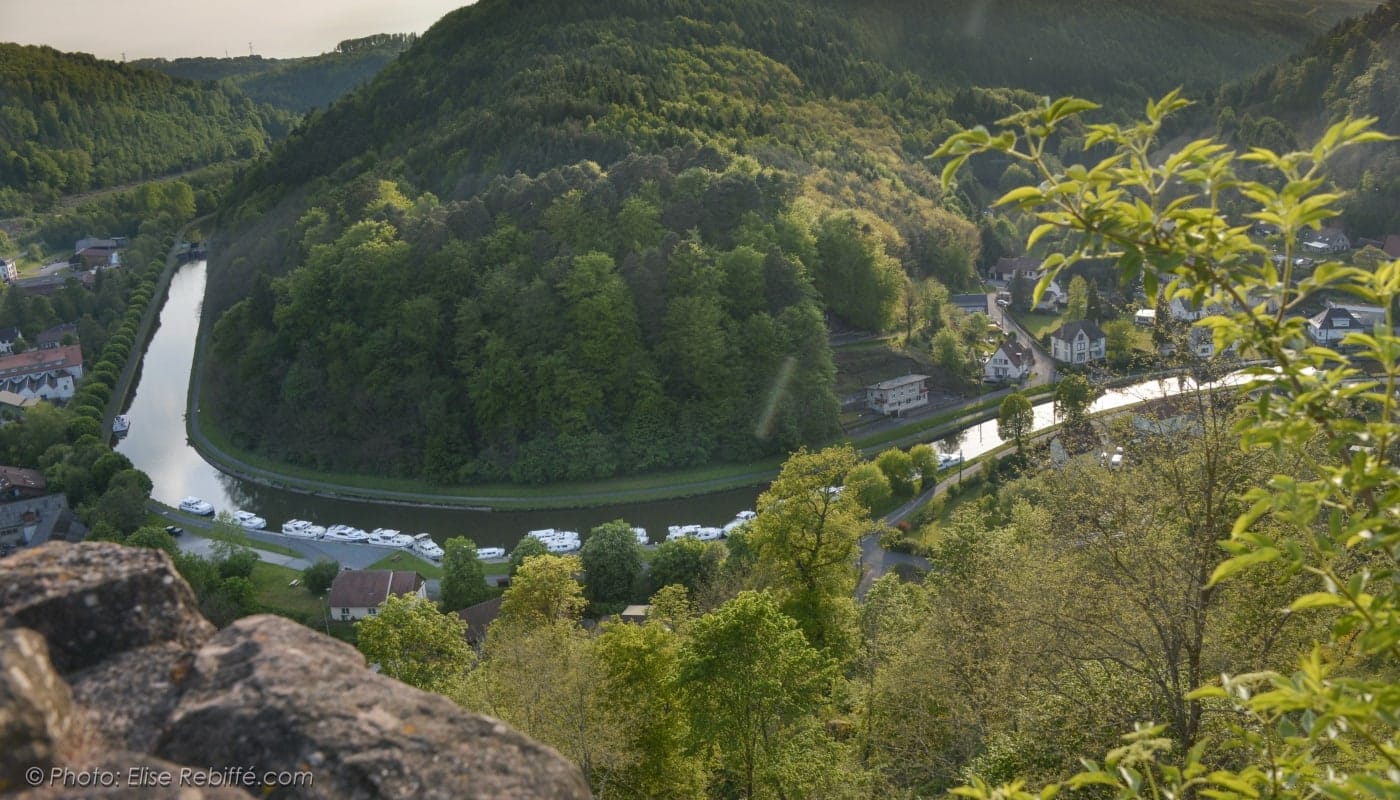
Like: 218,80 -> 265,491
1012,311 -> 1063,340
366,551 -> 447,578
249,561 -> 324,619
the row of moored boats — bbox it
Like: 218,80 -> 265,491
176,494 -> 757,564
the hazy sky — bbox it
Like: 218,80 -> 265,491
1,0 -> 475,61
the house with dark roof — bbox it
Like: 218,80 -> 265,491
0,466 -> 48,501
1049,321 -> 1107,364
0,328 -> 20,355
984,337 -> 1034,383
988,256 -> 1041,284
0,493 -> 83,554
1300,227 -> 1350,255
951,293 -> 990,316
327,570 -> 426,621
0,345 -> 84,401
34,323 -> 78,350
1307,306 -> 1361,345
866,374 -> 930,415
456,596 -> 504,648
1384,234 -> 1400,260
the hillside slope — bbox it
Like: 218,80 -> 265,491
132,34 -> 415,114
203,0 -> 1381,485
0,44 -> 294,215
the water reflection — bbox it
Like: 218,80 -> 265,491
116,261 -> 764,548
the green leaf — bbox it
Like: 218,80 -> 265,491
1288,592 -> 1345,611
1209,547 -> 1280,586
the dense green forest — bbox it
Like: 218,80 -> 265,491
205,0 -> 1379,483
1210,0 -> 1400,236
0,44 -> 294,216
132,33 -> 416,114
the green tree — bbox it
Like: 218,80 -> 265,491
649,537 -> 724,597
591,620 -> 706,799
580,520 -> 643,612
845,461 -> 893,512
679,591 -> 832,800
749,445 -> 866,656
1052,373 -> 1097,433
440,536 -> 492,612
301,559 -> 340,596
508,535 -> 548,576
1065,275 -> 1088,320
124,526 -> 177,555
356,594 -> 475,695
1103,318 -> 1136,363
996,391 -> 1034,450
498,554 -> 586,630
874,447 -> 917,496
935,93 -> 1400,800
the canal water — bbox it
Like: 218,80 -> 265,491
116,260 -> 1223,549
115,261 -> 764,548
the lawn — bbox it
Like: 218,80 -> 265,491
365,550 -> 456,578
248,561 -> 325,619
1012,311 -> 1063,340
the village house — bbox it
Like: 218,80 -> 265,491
1306,305 -> 1361,345
1325,299 -> 1386,329
73,237 -> 123,269
0,258 -> 16,284
34,322 -> 78,350
866,374 -> 930,416
327,570 -> 427,622
0,345 -> 84,402
988,256 -> 1041,284
0,493 -> 82,554
456,596 -> 504,649
1299,227 -> 1350,256
951,293 -> 990,316
0,466 -> 48,502
1049,320 -> 1107,364
984,337 -> 1034,383
0,328 -> 20,355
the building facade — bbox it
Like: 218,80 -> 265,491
866,374 -> 931,415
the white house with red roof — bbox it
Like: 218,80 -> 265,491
0,345 -> 83,401
984,338 -> 1034,383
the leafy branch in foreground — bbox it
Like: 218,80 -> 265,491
935,94 -> 1399,799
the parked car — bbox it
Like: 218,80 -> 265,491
164,525 -> 184,537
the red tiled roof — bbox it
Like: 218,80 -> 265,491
0,345 -> 82,380
327,570 -> 423,608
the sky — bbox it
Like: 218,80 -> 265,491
0,0 -> 474,61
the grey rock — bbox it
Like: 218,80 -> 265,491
0,629 -> 74,794
0,543 -> 213,674
68,642 -> 194,753
157,615 -> 591,799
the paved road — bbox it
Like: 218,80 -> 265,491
988,290 -> 1057,386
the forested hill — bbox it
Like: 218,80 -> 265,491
0,44 -> 295,215
1210,0 -> 1400,236
836,0 -> 1378,105
132,34 -> 416,114
202,0 -> 1374,486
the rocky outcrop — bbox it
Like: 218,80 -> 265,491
0,543 -> 591,799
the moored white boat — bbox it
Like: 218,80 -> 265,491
367,528 -> 415,548
411,533 -> 444,560
111,415 -> 131,435
633,527 -> 649,546
324,524 -> 370,543
281,519 -> 324,539
695,526 -> 724,541
666,524 -> 702,541
233,510 -> 267,531
178,496 -> 214,516
477,546 -> 506,560
722,510 -> 756,536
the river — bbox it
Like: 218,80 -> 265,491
116,260 -> 1224,550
